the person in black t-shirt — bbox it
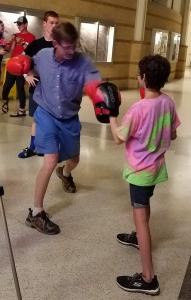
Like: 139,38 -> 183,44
18,11 -> 59,158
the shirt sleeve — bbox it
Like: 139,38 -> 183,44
116,105 -> 139,141
83,57 -> 101,85
25,42 -> 34,57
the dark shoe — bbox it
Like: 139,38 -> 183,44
25,208 -> 60,235
10,109 -> 26,117
116,273 -> 160,295
117,231 -> 139,249
18,147 -> 37,159
56,166 -> 76,193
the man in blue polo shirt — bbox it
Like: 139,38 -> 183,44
25,22 -> 101,234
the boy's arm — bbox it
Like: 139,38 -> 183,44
171,129 -> 177,140
110,117 -> 124,145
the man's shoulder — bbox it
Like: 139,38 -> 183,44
34,47 -> 53,63
37,47 -> 53,56
75,52 -> 92,64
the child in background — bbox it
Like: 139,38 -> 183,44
110,55 -> 180,295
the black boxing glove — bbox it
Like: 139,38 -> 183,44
97,82 -> 121,117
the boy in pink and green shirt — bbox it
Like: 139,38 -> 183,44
110,55 -> 180,296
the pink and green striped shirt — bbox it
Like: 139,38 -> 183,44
117,93 -> 180,186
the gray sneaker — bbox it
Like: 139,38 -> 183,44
25,208 -> 60,235
56,166 -> 76,193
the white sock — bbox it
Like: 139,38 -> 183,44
33,207 -> 43,216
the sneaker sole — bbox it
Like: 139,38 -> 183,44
25,220 -> 60,235
116,237 -> 139,249
116,281 -> 160,296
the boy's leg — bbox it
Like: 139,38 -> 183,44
133,206 -> 154,281
116,185 -> 160,295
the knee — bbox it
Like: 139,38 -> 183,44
43,155 -> 58,173
67,156 -> 80,168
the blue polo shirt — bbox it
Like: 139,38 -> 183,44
33,48 -> 101,119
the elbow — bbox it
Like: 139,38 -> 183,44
171,132 -> 177,140
114,137 -> 123,145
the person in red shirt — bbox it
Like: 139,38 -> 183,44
1,16 -> 35,116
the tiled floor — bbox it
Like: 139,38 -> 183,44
0,71 -> 191,299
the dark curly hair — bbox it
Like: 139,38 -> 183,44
139,55 -> 170,91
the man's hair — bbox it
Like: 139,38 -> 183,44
0,20 -> 3,24
52,22 -> 79,43
139,55 -> 171,91
43,11 -> 59,22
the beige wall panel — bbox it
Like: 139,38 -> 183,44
178,46 -> 188,61
129,43 -> 144,62
0,0 -> 80,16
77,2 -> 136,25
145,29 -> 152,43
81,0 -> 137,10
175,70 -> 185,78
115,26 -> 134,41
148,2 -> 182,24
113,42 -> 131,62
127,63 -> 139,78
146,16 -> 181,33
126,79 -> 138,89
106,79 -> 129,89
176,61 -> 186,70
170,62 -> 177,72
108,78 -> 137,90
97,63 -> 129,78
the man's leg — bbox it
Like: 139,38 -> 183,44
34,153 -> 58,208
10,75 -> 26,117
2,71 -> 15,113
18,92 -> 40,158
25,153 -> 60,235
18,121 -> 37,158
56,155 -> 79,193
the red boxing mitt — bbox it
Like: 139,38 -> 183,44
84,80 -> 121,123
7,55 -> 31,76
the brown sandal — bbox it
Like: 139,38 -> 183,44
1,100 -> 9,114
